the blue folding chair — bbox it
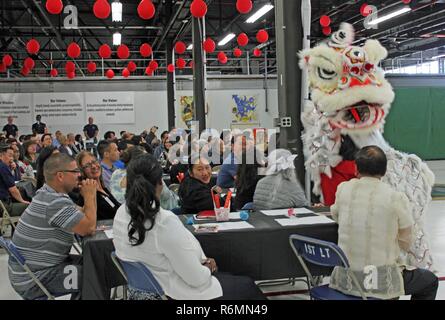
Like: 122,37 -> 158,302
289,234 -> 379,300
0,236 -> 61,300
110,251 -> 167,300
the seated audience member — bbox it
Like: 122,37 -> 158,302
74,151 -> 120,220
40,133 -> 53,149
12,144 -> 34,180
216,134 -> 249,188
153,131 -> 170,160
104,131 -> 117,143
0,145 -> 29,216
132,135 -> 153,154
97,140 -> 120,189
145,126 -> 158,145
36,146 -> 60,189
58,135 -> 75,158
178,155 -> 223,215
74,134 -> 84,151
67,133 -> 81,156
113,154 -> 264,300
23,140 -> 38,170
52,131 -> 62,148
253,149 -> 309,210
329,146 -> 438,300
8,154 -> 97,300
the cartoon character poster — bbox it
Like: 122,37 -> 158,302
178,96 -> 194,129
231,95 -> 259,124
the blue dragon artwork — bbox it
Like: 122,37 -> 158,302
231,95 -> 258,123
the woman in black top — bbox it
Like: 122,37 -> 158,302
74,151 -> 120,220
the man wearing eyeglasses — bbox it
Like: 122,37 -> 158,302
8,153 -> 98,300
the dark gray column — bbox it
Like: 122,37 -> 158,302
166,0 -> 175,130
275,0 -> 305,185
192,18 -> 206,131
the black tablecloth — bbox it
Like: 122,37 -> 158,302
81,209 -> 337,300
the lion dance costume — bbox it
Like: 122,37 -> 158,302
299,23 -> 435,269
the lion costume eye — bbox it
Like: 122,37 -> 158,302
317,67 -> 337,80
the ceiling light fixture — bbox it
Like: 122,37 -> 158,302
368,7 -> 411,26
113,32 -> 122,46
218,33 -> 236,46
246,4 -> 274,24
112,0 -> 123,22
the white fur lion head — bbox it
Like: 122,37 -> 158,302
299,23 -> 395,132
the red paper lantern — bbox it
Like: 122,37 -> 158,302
402,0 -> 411,3
149,60 -> 159,71
93,0 -> 111,19
46,0 -> 63,15
190,0 -> 207,18
99,44 -> 112,59
122,68 -> 130,78
21,67 -> 30,76
320,15 -> 331,27
203,38 -> 216,53
67,42 -> 81,59
117,44 -> 130,59
237,33 -> 249,47
2,55 -> 13,67
360,4 -> 372,17
26,39 -> 40,55
217,52 -> 228,64
127,61 -> 137,72
236,0 -> 252,14
138,0 -> 156,20
65,61 -> 75,73
176,58 -> 186,69
145,66 -> 153,76
253,48 -> 262,57
233,48 -> 243,57
0,63 -> 6,73
322,26 -> 332,36
256,29 -> 269,44
175,41 -> 187,55
140,43 -> 152,57
167,64 -> 175,73
67,71 -> 75,79
50,68 -> 58,77
106,69 -> 115,79
24,57 -> 35,70
87,61 -> 97,73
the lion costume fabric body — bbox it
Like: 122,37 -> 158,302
299,23 -> 435,269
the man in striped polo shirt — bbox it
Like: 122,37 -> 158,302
8,153 -> 97,300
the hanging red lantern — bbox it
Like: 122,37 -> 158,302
176,58 -> 186,69
117,44 -> 130,59
50,68 -> 58,77
98,44 -> 112,59
203,38 -> 216,53
21,67 -> 30,76
233,48 -> 243,57
167,64 -> 175,73
24,57 -> 35,70
138,0 -> 156,20
175,41 -> 187,55
237,33 -> 249,47
236,0 -> 252,14
402,0 -> 411,3
145,66 -> 153,76
320,15 -> 331,27
140,43 -> 152,57
360,4 -> 372,17
106,69 -> 115,79
67,42 -> 81,59
122,68 -> 130,78
149,60 -> 159,70
93,0 -> 111,19
253,48 -> 262,57
217,52 -> 228,64
87,61 -> 97,73
67,71 -> 75,79
2,55 -> 13,67
322,26 -> 332,36
190,0 -> 207,18
46,0 -> 63,15
0,63 -> 6,73
127,61 -> 137,72
26,39 -> 40,55
256,29 -> 269,44
65,61 -> 75,73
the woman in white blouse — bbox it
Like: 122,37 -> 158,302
113,154 -> 264,300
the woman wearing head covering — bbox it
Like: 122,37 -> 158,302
253,149 -> 310,210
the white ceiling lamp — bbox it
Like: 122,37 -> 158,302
432,54 -> 445,60
112,0 -> 123,22
218,33 -> 236,47
368,7 -> 411,26
113,32 -> 122,46
246,4 -> 274,24
187,44 -> 193,50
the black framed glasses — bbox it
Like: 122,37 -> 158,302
81,160 -> 100,170
59,169 -> 81,174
